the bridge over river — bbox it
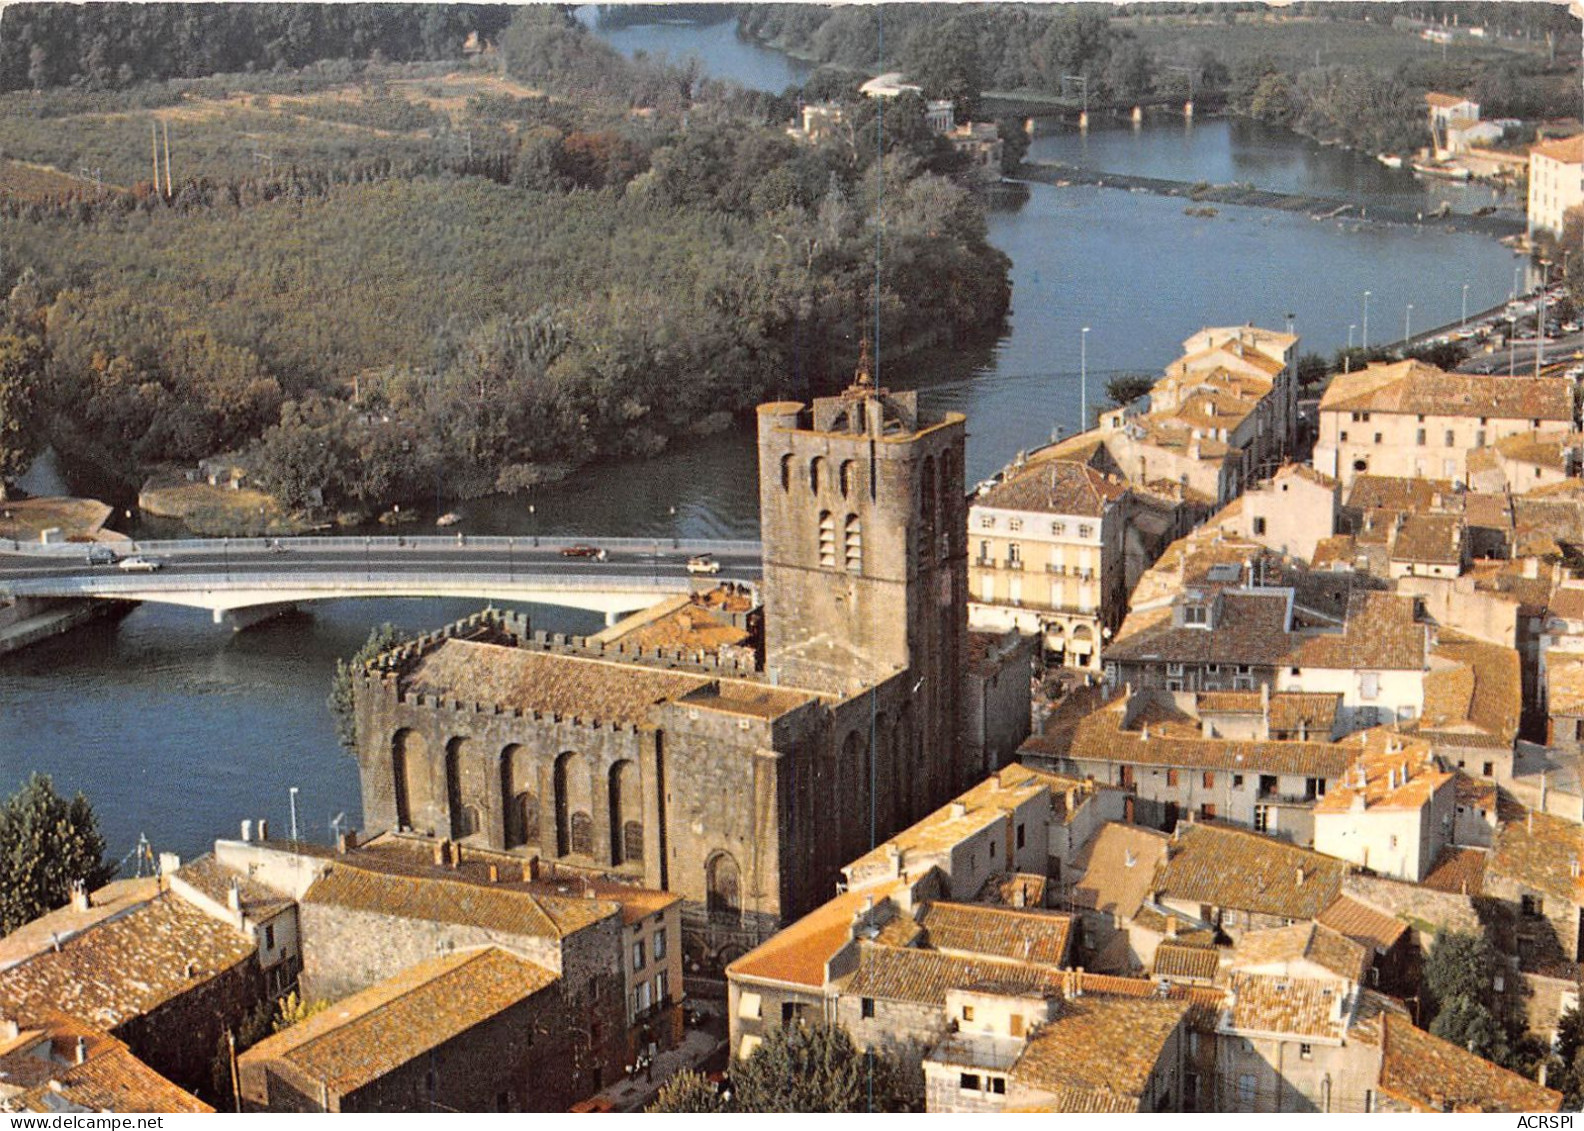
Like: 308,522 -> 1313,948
0,535 -> 764,629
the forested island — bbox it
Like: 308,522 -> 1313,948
0,5 -> 1010,522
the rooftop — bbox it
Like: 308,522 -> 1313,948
0,877 -> 161,972
238,947 -> 556,1097
1229,921 -> 1370,983
403,639 -> 812,727
729,886 -> 900,990
1153,823 -> 1349,921
1390,514 -> 1464,566
976,459 -> 1128,518
0,892 -> 255,1033
1547,651 -> 1584,717
1314,732 -> 1450,815
842,942 -> 1067,1007
1489,808 -> 1584,906
1070,822 -> 1171,921
1316,895 -> 1408,952
0,1012 -> 210,1114
1011,994 -> 1189,1104
1531,134 -> 1584,164
1151,941 -> 1221,983
1378,1011 -> 1561,1112
916,902 -> 1072,967
301,861 -> 619,940
1320,360 -> 1572,422
1221,972 -> 1351,1040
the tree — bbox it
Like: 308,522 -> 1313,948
0,774 -> 117,935
1422,929 -> 1500,1014
729,1022 -> 916,1112
647,1068 -> 727,1113
0,331 -> 43,498
327,623 -> 407,754
1105,373 -> 1154,407
1430,995 -> 1508,1063
1295,352 -> 1330,389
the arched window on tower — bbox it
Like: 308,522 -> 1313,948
840,460 -> 857,498
844,514 -> 862,574
780,453 -> 794,492
818,510 -> 836,568
810,456 -> 825,494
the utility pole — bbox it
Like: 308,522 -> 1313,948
151,121 -> 159,195
162,120 -> 172,198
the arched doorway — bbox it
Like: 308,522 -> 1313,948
706,852 -> 741,925
500,745 -> 538,850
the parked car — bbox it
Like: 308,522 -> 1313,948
117,555 -> 165,572
85,546 -> 119,566
687,553 -> 721,575
560,544 -> 607,562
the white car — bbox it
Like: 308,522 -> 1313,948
117,555 -> 165,573
686,554 -> 721,575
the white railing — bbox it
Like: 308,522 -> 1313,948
0,535 -> 763,557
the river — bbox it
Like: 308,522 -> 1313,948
0,10 -> 1528,868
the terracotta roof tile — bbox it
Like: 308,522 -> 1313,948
1292,591 -> 1428,671
0,1012 -> 211,1113
1010,994 -> 1188,1102
1316,896 -> 1408,951
1345,475 -> 1458,514
1320,360 -> 1572,421
1313,732 -> 1450,815
1390,514 -> 1465,565
918,903 -> 1072,966
0,893 -> 255,1032
302,864 -> 616,939
842,942 -> 1068,1006
0,877 -> 161,972
238,947 -> 557,1096
1490,809 -> 1584,905
1547,651 -> 1584,716
1230,922 -> 1370,983
1071,823 -> 1171,920
1222,972 -> 1351,1039
1151,941 -> 1221,982
1153,824 -> 1349,921
1531,135 -> 1584,164
1379,1012 -> 1562,1111
729,888 -> 894,990
976,459 -> 1128,517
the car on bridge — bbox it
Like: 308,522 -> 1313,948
686,553 -> 721,575
85,546 -> 119,566
117,555 -> 166,573
560,544 -> 608,562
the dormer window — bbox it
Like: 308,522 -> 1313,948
1183,604 -> 1209,627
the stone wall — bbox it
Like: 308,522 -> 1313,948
115,953 -> 267,1099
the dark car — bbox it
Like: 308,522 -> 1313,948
560,544 -> 608,561
85,546 -> 119,566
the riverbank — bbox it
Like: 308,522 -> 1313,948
0,596 -> 133,655
1016,159 -> 1527,238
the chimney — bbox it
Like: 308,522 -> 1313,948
226,879 -> 242,913
1167,914 -> 1179,938
240,819 -> 253,843
1523,557 -> 1539,579
488,864 -> 500,884
1014,885 -> 1027,909
69,881 -> 90,914
951,802 -> 968,819
1,1019 -> 18,1041
433,841 -> 446,867
158,852 -> 181,878
184,960 -> 196,978
336,829 -> 358,854
453,843 -> 463,868
1296,865 -> 1306,887
257,818 -> 269,841
527,856 -> 541,882
74,1036 -> 87,1065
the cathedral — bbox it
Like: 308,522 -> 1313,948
352,358 -> 971,972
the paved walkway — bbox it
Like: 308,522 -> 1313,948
594,1027 -> 726,1112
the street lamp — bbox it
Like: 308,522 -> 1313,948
528,504 -> 537,548
1346,324 -> 1356,374
1461,283 -> 1469,329
1513,264 -> 1522,300
1508,315 -> 1518,377
669,505 -> 678,550
1404,304 -> 1413,347
1080,326 -> 1091,432
508,536 -> 514,583
1536,259 -> 1551,377
289,786 -> 300,843
223,536 -> 229,580
1362,291 -> 1371,350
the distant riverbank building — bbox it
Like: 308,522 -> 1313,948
352,355 -> 970,975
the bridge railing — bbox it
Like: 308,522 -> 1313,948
0,535 -> 763,557
0,570 -> 701,598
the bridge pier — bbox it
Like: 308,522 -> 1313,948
1184,100 -> 1194,120
1078,110 -> 1088,132
1131,106 -> 1143,126
214,602 -> 297,632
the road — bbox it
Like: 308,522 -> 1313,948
0,536 -> 764,593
